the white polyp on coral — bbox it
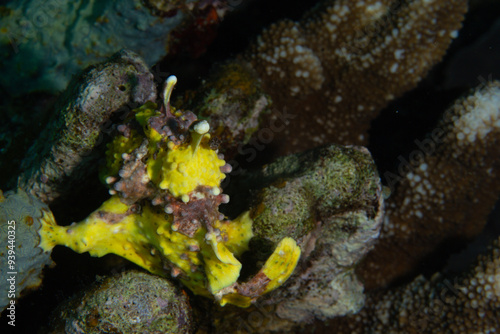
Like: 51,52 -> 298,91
451,82 -> 500,145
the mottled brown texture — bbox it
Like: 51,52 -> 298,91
147,106 -> 197,144
112,141 -> 156,204
235,272 -> 272,298
358,81 -> 500,290
183,61 -> 272,159
329,235 -> 500,333
246,0 -> 468,155
168,186 -> 226,237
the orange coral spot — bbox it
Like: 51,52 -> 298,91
25,216 -> 34,226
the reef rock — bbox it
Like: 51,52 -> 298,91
358,80 -> 500,290
46,270 -> 194,334
215,144 -> 384,332
16,49 -> 156,204
330,235 -> 500,333
0,189 -> 55,311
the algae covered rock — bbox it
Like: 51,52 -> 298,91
47,270 -> 194,334
215,144 -> 384,332
0,189 -> 55,311
183,61 -> 272,157
16,50 -> 156,204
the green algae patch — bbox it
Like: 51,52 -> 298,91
249,145 -> 381,244
49,271 -> 194,334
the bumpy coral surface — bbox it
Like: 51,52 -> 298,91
38,76 -> 301,307
358,80 -> 500,290
245,0 -> 467,154
47,270 -> 195,334
213,144 -> 384,333
330,235 -> 500,333
183,61 -> 272,157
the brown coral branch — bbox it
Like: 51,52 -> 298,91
186,0 -> 467,158
245,0 -> 467,155
329,235 -> 500,333
357,80 -> 500,290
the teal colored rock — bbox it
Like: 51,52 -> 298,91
0,189 -> 54,311
0,0 -> 193,95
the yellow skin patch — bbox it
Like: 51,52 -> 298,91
217,237 -> 300,307
109,100 -> 227,200
39,195 -> 298,304
101,130 -> 142,182
40,196 -> 161,273
153,141 -> 226,198
39,195 -> 252,298
261,237 -> 301,293
39,76 -> 301,307
202,236 -> 242,294
134,101 -> 163,145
